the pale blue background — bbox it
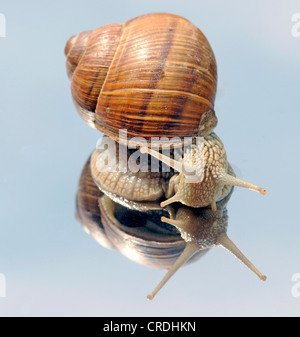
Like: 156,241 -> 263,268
0,0 -> 300,317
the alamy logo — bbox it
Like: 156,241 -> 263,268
95,130 -> 205,184
291,13 -> 300,38
291,273 -> 300,298
0,13 -> 6,37
0,273 -> 6,298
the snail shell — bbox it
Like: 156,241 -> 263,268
65,13 -> 218,146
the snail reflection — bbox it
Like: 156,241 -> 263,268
66,12 -> 267,300
76,156 -> 207,269
76,147 -> 266,300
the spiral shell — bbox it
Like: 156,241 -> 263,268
65,13 -> 218,145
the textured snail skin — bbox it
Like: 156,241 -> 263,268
163,132 -> 234,208
65,13 -> 218,143
90,133 -> 233,209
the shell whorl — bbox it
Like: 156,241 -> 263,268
65,30 -> 93,79
65,13 -> 218,142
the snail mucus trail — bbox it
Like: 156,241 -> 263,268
65,12 -> 267,300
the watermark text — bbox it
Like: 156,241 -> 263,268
0,13 -> 6,37
95,130 -> 205,184
291,273 -> 300,298
0,273 -> 6,298
291,13 -> 300,38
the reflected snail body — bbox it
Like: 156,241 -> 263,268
76,156 -> 208,269
66,12 -> 267,300
76,155 -> 266,300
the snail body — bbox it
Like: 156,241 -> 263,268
91,133 -> 265,212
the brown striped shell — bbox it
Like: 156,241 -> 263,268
65,13 -> 218,145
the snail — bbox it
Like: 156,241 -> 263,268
66,12 -> 268,299
76,156 -> 266,299
65,12 -> 267,211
